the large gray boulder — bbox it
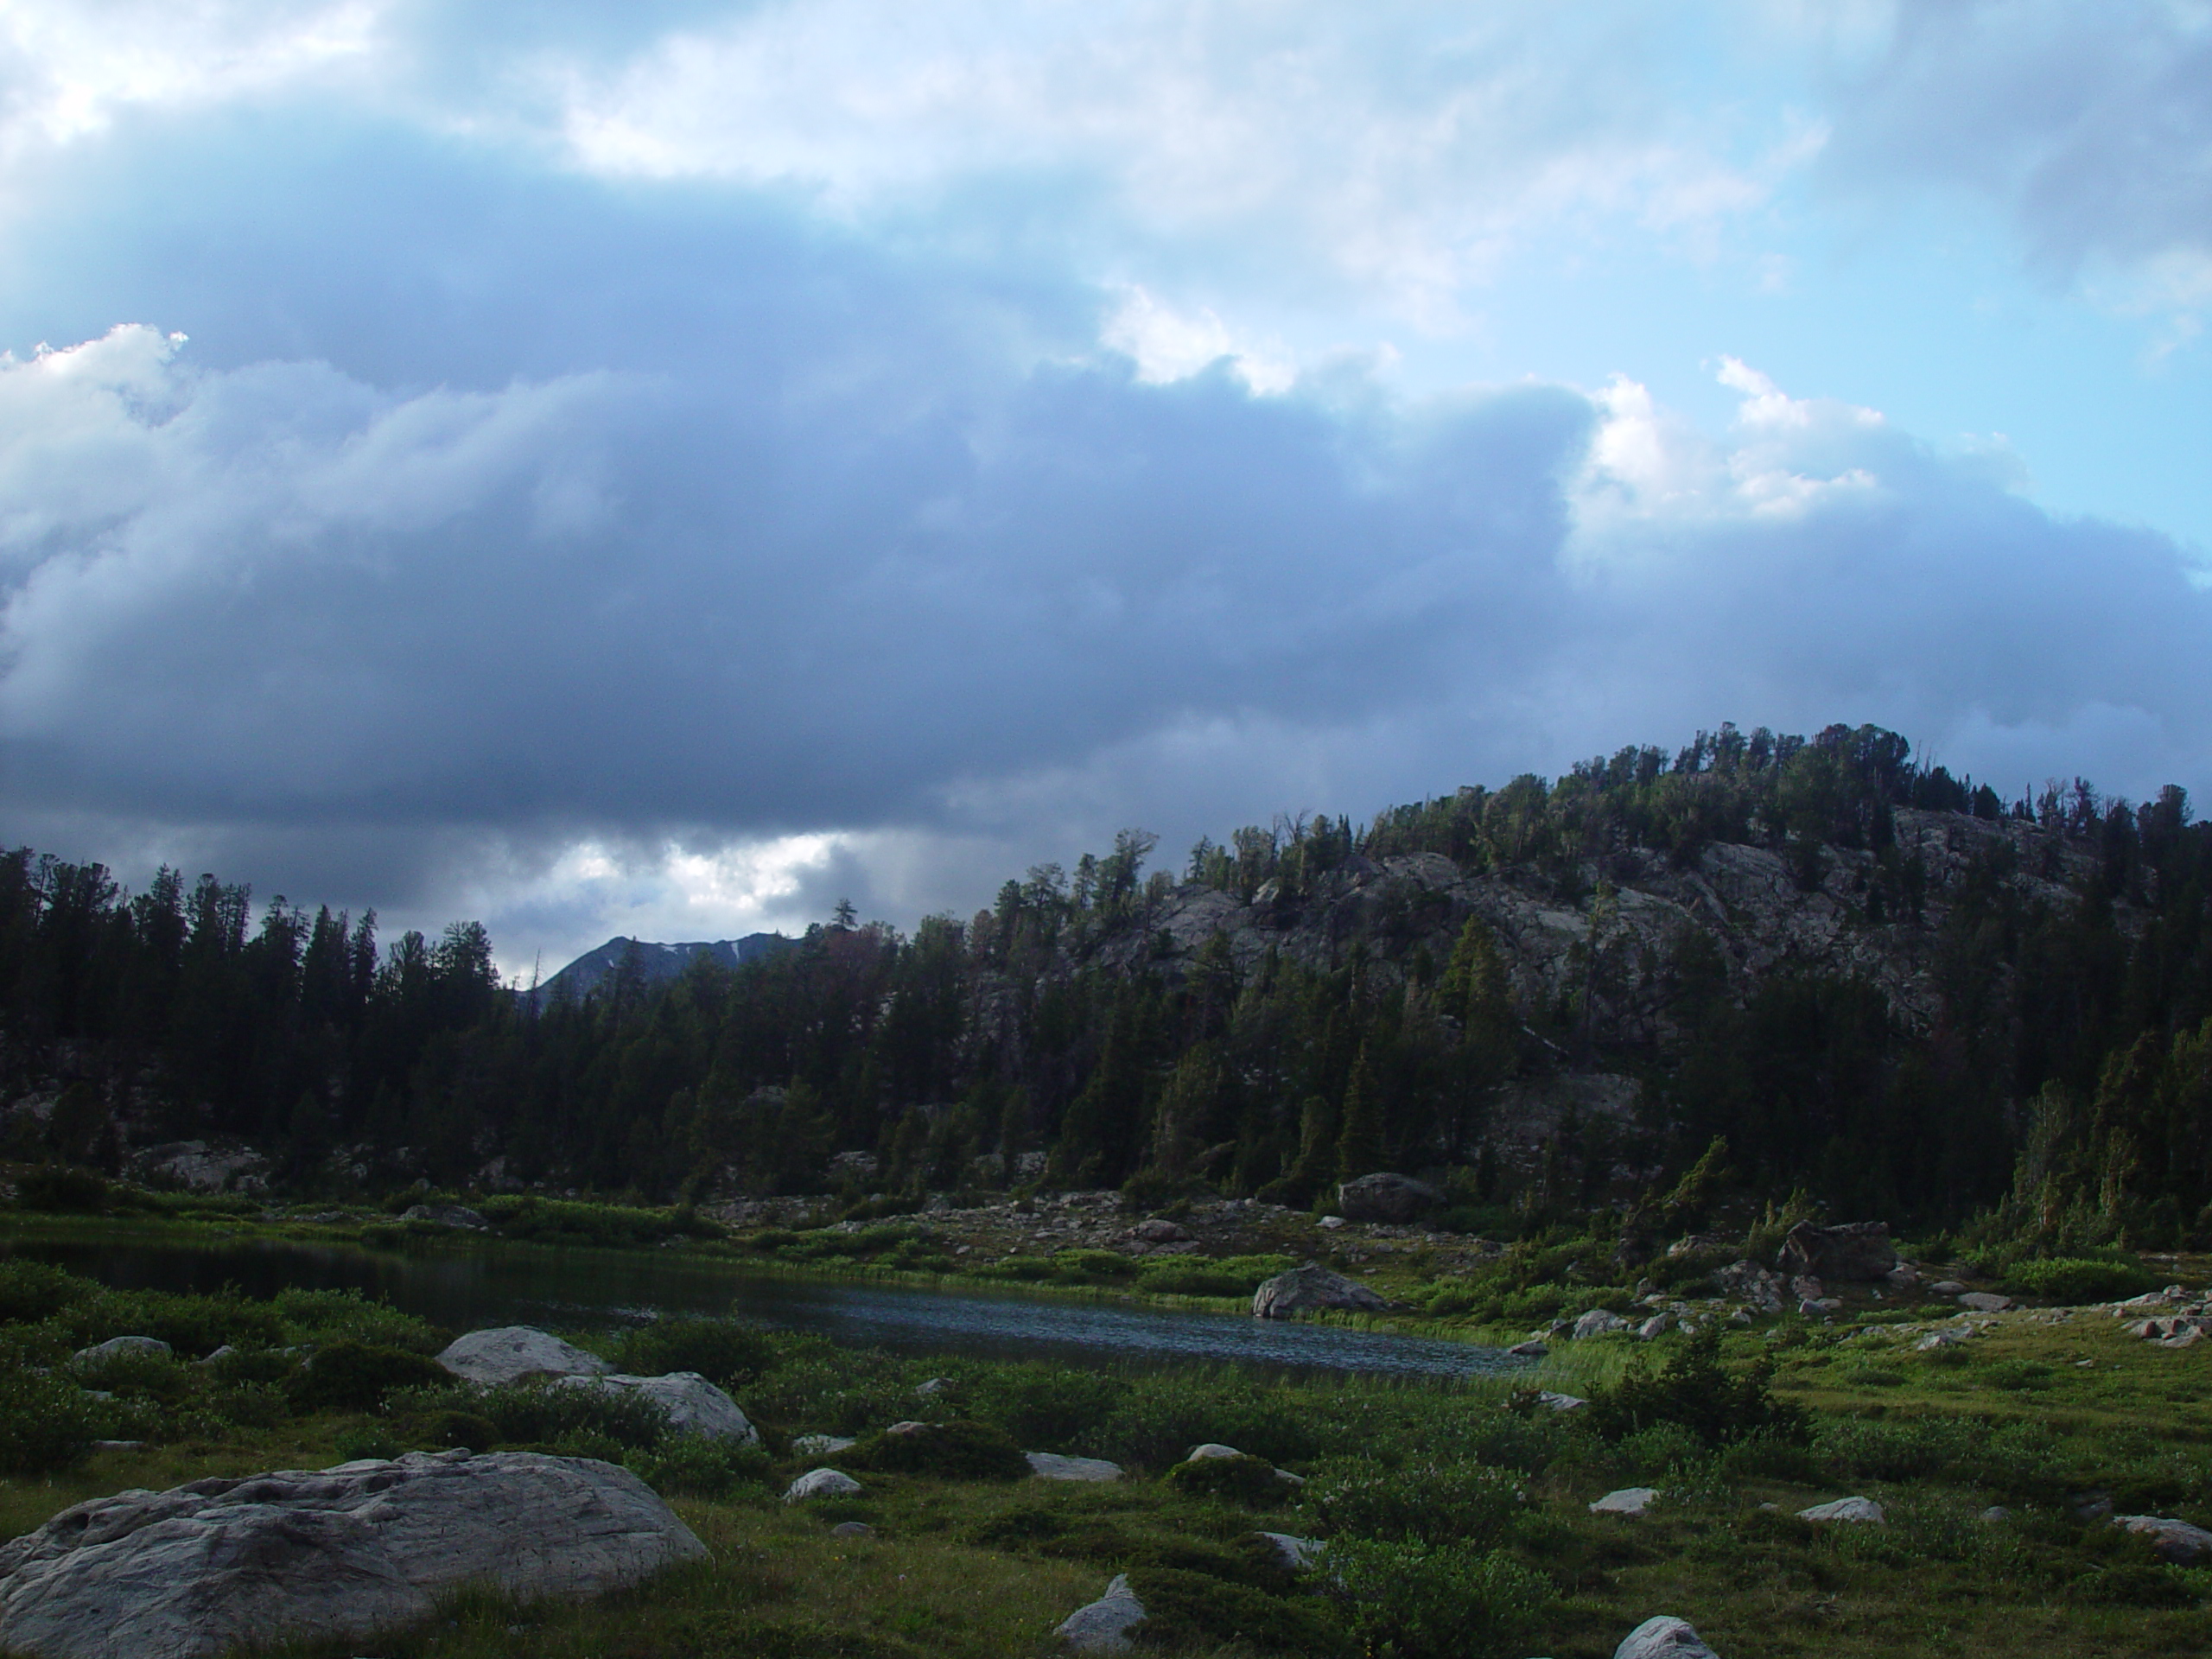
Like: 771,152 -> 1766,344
71,1337 -> 171,1366
1026,1452 -> 1123,1482
1334,1173 -> 1442,1224
1777,1220 -> 1896,1281
0,1450 -> 703,1659
1056,1573 -> 1147,1653
554,1372 -> 758,1443
1616,1615 -> 1718,1658
1798,1496 -> 1885,1524
1573,1308 -> 1630,1339
435,1326 -> 611,1387
1252,1266 -> 1387,1319
2113,1514 -> 2212,1565
784,1468 -> 862,1502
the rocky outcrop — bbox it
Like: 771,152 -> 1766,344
71,1336 -> 171,1365
1573,1309 -> 1630,1338
1590,1487 -> 1661,1516
0,1450 -> 704,1659
1777,1220 -> 1896,1281
1713,1260 -> 1786,1312
791,1434 -> 857,1457
1615,1615 -> 1719,1659
555,1372 -> 758,1443
1255,1532 -> 1325,1573
1056,1573 -> 1147,1652
1252,1266 -> 1387,1319
1334,1173 -> 1442,1224
435,1326 -> 611,1387
127,1141 -> 270,1195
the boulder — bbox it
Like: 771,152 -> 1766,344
1056,1573 -> 1147,1653
914,1376 -> 955,1396
1713,1260 -> 1787,1313
1956,1292 -> 2012,1313
1186,1442 -> 1247,1461
1789,1274 -> 1826,1301
1132,1218 -> 1191,1243
1573,1308 -> 1630,1339
1615,1615 -> 1719,1659
2113,1515 -> 2212,1565
1798,1497 -> 1885,1523
830,1521 -> 873,1538
1252,1266 -> 1387,1319
1914,1331 -> 1965,1351
0,1451 -> 702,1659
1334,1173 -> 1443,1224
791,1434 -> 857,1457
1507,1339 -> 1550,1357
1635,1313 -> 1675,1341
555,1372 -> 758,1443
1928,1279 -> 1965,1294
399,1204 -> 487,1230
1777,1220 -> 1896,1281
784,1468 -> 862,1502
1535,1390 -> 1587,1413
1026,1452 -> 1123,1483
1589,1487 -> 1661,1516
71,1336 -> 171,1365
1255,1532 -> 1325,1573
435,1326 -> 611,1388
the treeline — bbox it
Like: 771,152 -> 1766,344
3,723 -> 2211,1244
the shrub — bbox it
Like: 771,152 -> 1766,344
288,1340 -> 454,1413
2068,1565 -> 2193,1607
209,1382 -> 291,1429
72,1348 -> 191,1404
612,1318 -> 779,1390
1082,1371 -> 1316,1468
2005,1256 -> 2158,1303
1815,1414 -> 1981,1483
390,1407 -> 500,1451
628,1435 -> 772,1498
1328,1539 -> 1554,1659
1134,1260 -> 1252,1297
271,1288 -> 439,1352
965,1364 -> 1119,1450
845,1419 -> 1028,1481
1052,1249 -> 1139,1283
1581,1326 -> 1808,1447
1166,1452 -> 1292,1506
477,1377 -> 671,1452
1122,1566 -> 1349,1656
0,1368 -> 97,1472
1615,1421 -> 1707,1480
0,1259 -> 91,1324
333,1427 -> 404,1462
1981,1359 -> 2055,1392
1303,1458 -> 1522,1547
15,1167 -> 109,1212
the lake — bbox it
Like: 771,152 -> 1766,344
4,1232 -> 1529,1381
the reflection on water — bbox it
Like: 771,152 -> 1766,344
3,1234 -> 1526,1380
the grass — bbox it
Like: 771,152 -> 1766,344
4,1239 -> 2212,1656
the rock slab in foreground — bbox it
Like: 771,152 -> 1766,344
1057,1573 -> 1147,1653
0,1450 -> 704,1659
1616,1614 -> 1719,1658
435,1325 -> 613,1387
1252,1266 -> 1387,1319
556,1371 -> 759,1443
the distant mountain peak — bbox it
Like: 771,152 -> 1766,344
525,932 -> 792,1001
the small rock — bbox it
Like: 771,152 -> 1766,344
1957,1292 -> 2011,1313
1980,1506 -> 2012,1522
1026,1452 -> 1123,1483
830,1521 -> 873,1538
1789,1274 -> 1826,1301
1884,1265 -> 1920,1290
1929,1280 -> 1966,1294
914,1377 -> 955,1396
1133,1218 -> 1190,1243
791,1434 -> 857,1457
1056,1573 -> 1147,1653
1316,1216 -> 1346,1230
1573,1308 -> 1630,1339
435,1327 -> 611,1388
89,1440 -> 143,1452
1507,1339 -> 1550,1357
1252,1266 -> 1386,1319
1713,1260 -> 1787,1313
1186,1442 -> 1245,1461
2113,1514 -> 2212,1565
192,1346 -> 236,1368
1614,1614 -> 1719,1659
1798,1496 -> 1885,1524
1590,1487 -> 1662,1516
1535,1390 -> 1587,1412
400,1203 -> 488,1230
1255,1532 -> 1325,1573
72,1336 -> 172,1365
2072,1491 -> 2114,1521
1635,1313 -> 1675,1340
1913,1331 -> 1964,1351
784,1468 -> 864,1502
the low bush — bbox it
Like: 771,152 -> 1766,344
1303,1458 -> 1522,1547
0,1367 -> 98,1472
844,1419 -> 1029,1481
207,1381 -> 291,1429
271,1287 -> 441,1351
965,1363 -> 1120,1450
1328,1538 -> 1555,1659
1081,1370 -> 1317,1469
627,1435 -> 772,1497
14,1166 -> 110,1212
0,1258 -> 92,1324
1133,1260 -> 1252,1297
611,1317 -> 780,1390
1165,1452 -> 1292,1506
1123,1565 -> 1350,1656
1581,1326 -> 1808,1447
477,1377 -> 672,1452
288,1340 -> 452,1413
2005,1256 -> 2158,1303
72,1347 -> 191,1404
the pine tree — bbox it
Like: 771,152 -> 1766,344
1335,1040 -> 1383,1180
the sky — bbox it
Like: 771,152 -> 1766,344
1,0 -> 2209,977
